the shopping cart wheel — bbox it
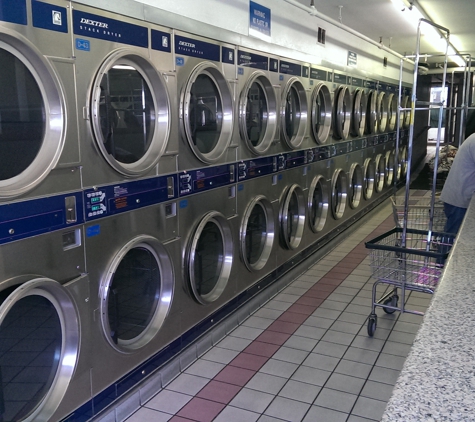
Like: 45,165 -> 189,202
382,295 -> 399,314
367,314 -> 377,337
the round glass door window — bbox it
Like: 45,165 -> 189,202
239,72 -> 277,155
91,53 -> 170,176
334,86 -> 351,140
399,146 -> 408,179
0,279 -> 79,422
308,175 -> 329,232
363,158 -> 376,200
240,196 -> 275,271
331,168 -> 348,219
376,92 -> 388,133
281,77 -> 308,149
402,95 -> 411,128
352,89 -> 367,137
385,150 -> 395,187
310,83 -> 332,144
349,163 -> 363,209
280,184 -> 306,249
188,212 -> 233,304
387,93 -> 398,131
182,62 -> 234,164
375,154 -> 386,192
101,236 -> 174,351
0,35 -> 65,198
365,90 -> 377,135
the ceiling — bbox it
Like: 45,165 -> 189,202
292,0 -> 474,69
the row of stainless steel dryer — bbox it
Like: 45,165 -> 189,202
0,1 -> 411,421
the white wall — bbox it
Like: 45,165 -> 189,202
72,0 -> 413,83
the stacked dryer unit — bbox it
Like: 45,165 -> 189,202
302,65 -> 333,248
234,48 -> 281,293
71,2 -> 182,411
0,2 -> 90,421
173,30 -> 239,333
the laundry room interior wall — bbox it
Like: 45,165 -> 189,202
72,0 -> 413,83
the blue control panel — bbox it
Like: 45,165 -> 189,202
84,175 -> 177,221
0,192 -> 84,245
178,164 -> 236,196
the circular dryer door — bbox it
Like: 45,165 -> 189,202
100,236 -> 174,352
363,158 -> 376,200
331,168 -> 348,219
281,77 -> 308,149
376,92 -> 388,133
239,71 -> 277,155
385,150 -> 395,187
349,163 -> 363,209
374,154 -> 386,192
240,196 -> 275,271
0,278 -> 80,421
91,51 -> 170,176
333,86 -> 351,140
280,184 -> 306,249
352,89 -> 367,137
365,90 -> 377,134
387,93 -> 398,131
310,83 -> 332,144
0,31 -> 66,198
181,62 -> 234,163
402,95 -> 411,128
399,146 -> 408,179
188,212 -> 233,304
308,175 -> 329,232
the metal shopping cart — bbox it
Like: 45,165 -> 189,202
391,196 -> 447,232
365,227 -> 454,336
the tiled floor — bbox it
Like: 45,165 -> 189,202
123,192 -> 433,422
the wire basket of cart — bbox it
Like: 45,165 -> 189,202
391,196 -> 447,232
365,227 -> 454,336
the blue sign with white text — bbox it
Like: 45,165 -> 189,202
174,35 -> 220,61
73,10 -> 148,48
250,1 -> 271,38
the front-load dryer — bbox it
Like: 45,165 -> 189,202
275,165 -> 309,267
309,66 -> 333,146
269,56 -> 309,151
175,30 -> 237,171
179,185 -> 238,335
332,72 -> 352,141
0,227 -> 90,422
376,85 -> 389,134
0,1 -> 81,202
236,47 -> 279,160
351,77 -> 368,139
301,154 -> 332,250
365,80 -> 378,136
72,3 -> 177,189
328,151 -> 349,227
84,200 -> 182,403
235,169 -> 281,295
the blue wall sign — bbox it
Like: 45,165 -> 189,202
73,10 -> 148,48
32,1 -> 68,33
249,1 -> 271,38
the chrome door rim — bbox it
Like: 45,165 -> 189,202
310,82 -> 332,144
240,195 -> 275,271
100,235 -> 174,352
90,50 -> 171,176
308,175 -> 329,232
